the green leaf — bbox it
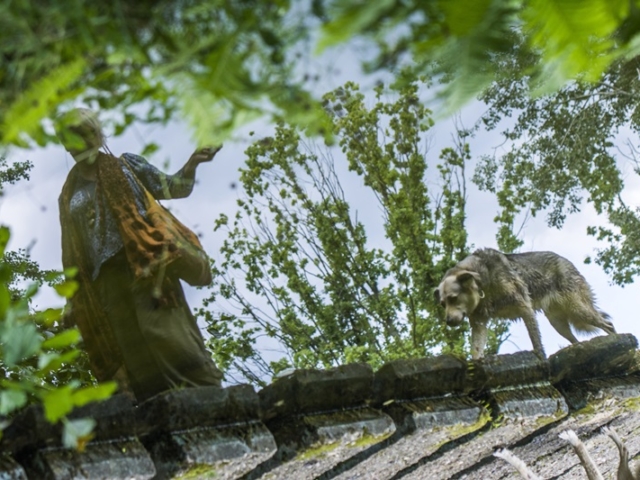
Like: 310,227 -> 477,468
37,350 -> 80,373
42,329 -> 81,349
35,308 -> 64,326
0,379 -> 38,395
1,321 -> 41,367
0,227 -> 9,256
0,264 -> 10,284
54,280 -> 79,299
63,267 -> 78,279
38,352 -> 60,370
440,0 -> 493,36
0,389 -> 27,415
524,0 -> 626,87
0,285 -> 9,319
175,73 -> 263,146
2,58 -> 85,147
62,417 -> 95,451
140,142 -> 160,157
42,386 -> 74,423
317,0 -> 395,52
71,382 -> 118,408
23,282 -> 39,299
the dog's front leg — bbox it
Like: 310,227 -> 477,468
523,311 -> 546,358
470,318 -> 489,359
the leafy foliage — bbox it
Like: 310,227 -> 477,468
0,157 -> 95,389
475,42 -> 640,283
0,0 -> 331,149
202,83 -> 508,385
0,157 -> 111,447
316,0 -> 640,110
0,156 -> 32,190
6,0 -> 640,152
0,226 -> 116,447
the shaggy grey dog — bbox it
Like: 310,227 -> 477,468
434,248 -> 615,359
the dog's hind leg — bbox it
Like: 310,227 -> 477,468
544,309 -> 579,344
546,290 -> 615,339
522,309 -> 546,358
494,448 -> 541,480
592,309 -> 616,334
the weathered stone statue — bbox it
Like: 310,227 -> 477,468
56,108 -> 223,401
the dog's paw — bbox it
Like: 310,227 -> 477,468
559,429 -> 580,446
493,448 -> 511,460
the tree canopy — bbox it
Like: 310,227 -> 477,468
0,158 -> 115,447
203,82 -> 508,385
1,0 -> 329,149
316,0 -> 640,109
5,0 -> 640,151
3,0 -> 640,436
475,44 -> 640,285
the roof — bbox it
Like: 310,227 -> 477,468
1,334 -> 639,479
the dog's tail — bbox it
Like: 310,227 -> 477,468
571,309 -> 616,336
598,310 -> 616,334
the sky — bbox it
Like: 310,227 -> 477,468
2,44 -> 639,382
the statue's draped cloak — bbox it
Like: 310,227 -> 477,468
59,152 -> 215,386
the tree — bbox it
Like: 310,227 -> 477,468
0,225 -> 116,448
474,43 -> 640,285
1,0 -> 330,150
6,0 -> 640,154
316,0 -> 640,110
201,83 -> 508,385
4,0 -> 636,408
0,158 -> 113,447
1,0 -> 328,445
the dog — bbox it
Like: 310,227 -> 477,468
434,248 -> 615,359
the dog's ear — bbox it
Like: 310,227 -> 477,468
433,287 -> 441,304
456,271 -> 482,288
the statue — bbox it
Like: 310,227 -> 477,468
55,108 -> 223,401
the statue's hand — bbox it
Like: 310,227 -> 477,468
190,145 -> 222,164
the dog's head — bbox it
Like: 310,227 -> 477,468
434,270 -> 485,326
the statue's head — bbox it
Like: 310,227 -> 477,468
55,108 -> 105,163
